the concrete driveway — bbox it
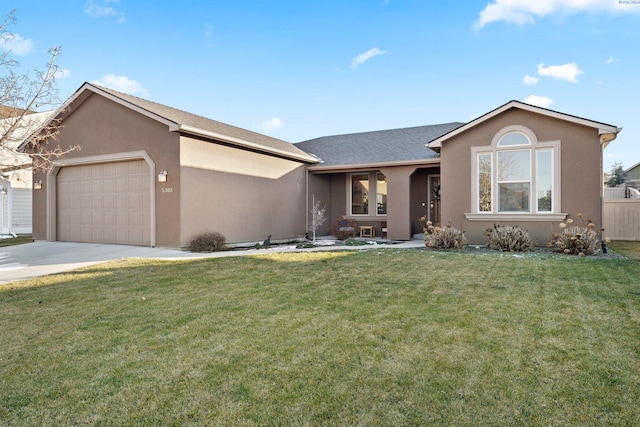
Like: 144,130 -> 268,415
0,240 -> 425,285
0,241 -> 216,285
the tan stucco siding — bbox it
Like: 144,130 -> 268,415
32,93 -> 181,247
179,137 -> 307,245
441,108 -> 604,245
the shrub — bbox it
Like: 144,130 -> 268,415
420,217 -> 467,250
345,238 -> 368,246
189,232 -> 227,252
485,224 -> 532,252
547,213 -> 601,256
328,217 -> 358,240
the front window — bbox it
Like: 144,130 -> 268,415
349,172 -> 388,216
536,149 -> 553,212
478,153 -> 492,212
497,150 -> 530,212
351,173 -> 369,215
473,126 -> 560,215
376,172 -> 387,214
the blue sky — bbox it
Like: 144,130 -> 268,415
3,0 -> 640,171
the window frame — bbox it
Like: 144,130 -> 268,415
348,171 -> 388,217
468,125 -> 564,221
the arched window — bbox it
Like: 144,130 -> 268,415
471,125 -> 560,216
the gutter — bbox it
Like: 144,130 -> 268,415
307,157 -> 441,173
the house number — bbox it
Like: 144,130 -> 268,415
161,187 -> 173,193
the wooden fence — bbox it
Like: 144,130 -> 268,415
603,199 -> 640,241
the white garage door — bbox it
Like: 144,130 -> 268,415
57,160 -> 151,246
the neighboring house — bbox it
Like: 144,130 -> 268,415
625,161 -> 640,187
31,83 -> 621,247
0,110 -> 53,235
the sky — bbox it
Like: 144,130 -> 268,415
3,0 -> 639,171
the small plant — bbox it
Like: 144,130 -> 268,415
308,194 -> 327,244
485,224 -> 532,252
547,213 -> 600,256
189,232 -> 227,252
328,217 -> 358,240
296,242 -> 317,249
420,217 -> 467,250
344,238 -> 368,246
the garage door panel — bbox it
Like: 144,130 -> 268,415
57,159 -> 151,246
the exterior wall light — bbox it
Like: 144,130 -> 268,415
0,187 -> 6,195
33,180 -> 43,190
157,170 -> 168,183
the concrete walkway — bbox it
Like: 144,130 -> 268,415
0,240 -> 425,285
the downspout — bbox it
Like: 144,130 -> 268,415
305,167 -> 309,240
599,129 -> 622,253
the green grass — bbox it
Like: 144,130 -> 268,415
0,235 -> 32,247
608,240 -> 640,259
1,249 -> 639,425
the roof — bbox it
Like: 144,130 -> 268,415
53,83 -> 319,163
428,100 -> 621,150
625,161 -> 640,173
296,122 -> 464,170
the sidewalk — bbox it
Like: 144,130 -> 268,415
0,239 -> 425,285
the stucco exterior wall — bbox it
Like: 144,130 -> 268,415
440,108 -> 604,245
32,93 -> 181,247
179,137 -> 307,246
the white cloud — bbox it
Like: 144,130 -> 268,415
54,69 -> 71,80
85,0 -> 126,23
91,74 -> 150,97
524,95 -> 554,108
0,33 -> 33,56
259,117 -> 284,131
523,75 -> 539,85
537,62 -> 583,83
606,56 -> 619,64
474,0 -> 637,29
351,48 -> 387,68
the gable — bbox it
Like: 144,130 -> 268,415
428,101 -> 620,150
38,83 -> 318,164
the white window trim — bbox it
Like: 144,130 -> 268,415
467,125 -> 564,221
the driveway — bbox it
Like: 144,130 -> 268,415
0,240 -> 425,285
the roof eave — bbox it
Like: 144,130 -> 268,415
177,124 -> 319,164
427,100 -> 620,149
307,157 -> 440,173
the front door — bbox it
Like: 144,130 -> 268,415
427,175 -> 441,225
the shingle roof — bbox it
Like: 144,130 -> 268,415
80,83 -> 317,163
296,122 -> 464,167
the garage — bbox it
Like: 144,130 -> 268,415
57,159 -> 151,245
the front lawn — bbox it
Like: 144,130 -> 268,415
608,240 -> 640,259
1,249 -> 639,425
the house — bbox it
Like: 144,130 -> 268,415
624,161 -> 640,188
301,101 -> 620,245
30,83 -> 621,247
0,110 -> 53,235
30,83 -> 318,248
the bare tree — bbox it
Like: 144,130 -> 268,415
309,194 -> 327,244
0,10 -> 78,174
